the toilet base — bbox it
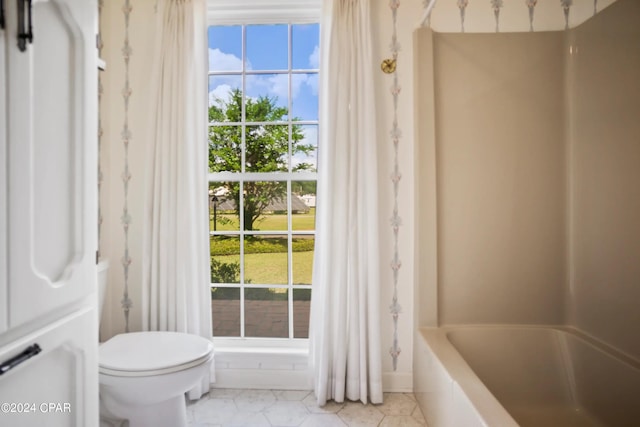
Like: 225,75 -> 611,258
100,393 -> 188,427
98,333 -> 213,427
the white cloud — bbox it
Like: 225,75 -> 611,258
306,73 -> 318,96
292,126 -> 318,170
290,74 -> 307,99
301,125 -> 318,147
309,45 -> 319,69
265,74 -> 290,100
207,46 -> 318,111
208,84 -> 234,108
246,74 -> 302,104
208,48 -> 242,71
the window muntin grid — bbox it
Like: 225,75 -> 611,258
208,23 -> 318,340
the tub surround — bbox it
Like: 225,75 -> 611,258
414,0 -> 640,425
432,29 -> 567,326
566,0 -> 640,361
415,0 -> 640,355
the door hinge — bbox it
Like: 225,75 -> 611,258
0,0 -> 5,30
17,0 -> 33,52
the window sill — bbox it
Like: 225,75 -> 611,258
212,341 -> 310,389
213,338 -> 308,365
213,337 -> 309,349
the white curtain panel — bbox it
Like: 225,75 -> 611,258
309,0 -> 383,406
142,0 -> 212,344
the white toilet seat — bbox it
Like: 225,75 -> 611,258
100,352 -> 213,377
99,331 -> 213,377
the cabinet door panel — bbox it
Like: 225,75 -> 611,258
0,8 -> 7,334
0,308 -> 98,427
32,2 -> 80,283
6,0 -> 97,328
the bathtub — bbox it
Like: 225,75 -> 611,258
414,326 -> 640,427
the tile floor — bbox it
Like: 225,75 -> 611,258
187,389 -> 427,427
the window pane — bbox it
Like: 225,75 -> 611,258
292,236 -> 314,285
208,75 -> 241,113
208,126 -> 242,173
292,24 -> 319,70
293,289 -> 311,338
246,25 -> 288,71
292,181 -> 315,230
292,73 -> 318,121
244,236 -> 288,284
245,74 -> 289,119
210,236 -> 240,284
245,288 -> 288,338
242,181 -> 288,231
209,182 -> 239,231
291,125 -> 317,173
208,25 -> 242,72
211,287 -> 240,336
291,188 -> 312,221
243,181 -> 288,232
245,126 -> 288,173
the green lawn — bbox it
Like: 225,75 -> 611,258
212,251 -> 314,285
210,209 -> 315,231
209,212 -> 315,285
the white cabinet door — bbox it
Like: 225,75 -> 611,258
0,307 -> 98,427
0,0 -> 98,424
5,0 -> 98,328
0,2 -> 8,335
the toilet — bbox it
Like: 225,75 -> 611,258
97,261 -> 214,427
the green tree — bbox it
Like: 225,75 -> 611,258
293,181 -> 317,196
210,258 -> 241,284
209,89 -> 314,230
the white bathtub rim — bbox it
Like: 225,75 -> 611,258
435,324 -> 640,371
418,327 -> 519,427
418,324 -> 640,427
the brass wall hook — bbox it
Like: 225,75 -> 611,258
381,58 -> 396,74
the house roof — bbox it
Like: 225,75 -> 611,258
213,194 -> 310,213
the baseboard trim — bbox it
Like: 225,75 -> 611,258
212,369 -> 413,392
212,368 -> 311,390
212,349 -> 413,391
382,371 -> 413,392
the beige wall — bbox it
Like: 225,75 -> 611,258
567,0 -> 640,360
430,31 -> 567,325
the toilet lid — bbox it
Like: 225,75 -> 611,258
99,332 -> 213,374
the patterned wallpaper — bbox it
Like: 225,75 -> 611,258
98,0 -> 104,260
120,0 -> 133,333
424,0 -> 616,33
387,0 -> 404,371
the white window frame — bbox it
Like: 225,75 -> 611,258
207,0 -> 320,350
207,0 -> 321,26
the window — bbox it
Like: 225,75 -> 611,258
208,22 -> 319,341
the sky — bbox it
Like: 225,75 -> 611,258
207,24 -> 319,170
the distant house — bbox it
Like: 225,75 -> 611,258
265,195 -> 310,214
300,194 -> 316,208
210,194 -> 310,214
